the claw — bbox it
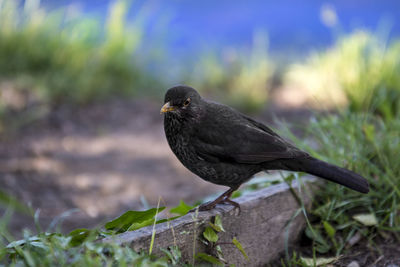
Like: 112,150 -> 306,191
221,199 -> 241,214
189,198 -> 241,214
189,186 -> 240,213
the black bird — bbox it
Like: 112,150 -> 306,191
161,85 -> 369,211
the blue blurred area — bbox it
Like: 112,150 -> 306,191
41,0 -> 400,58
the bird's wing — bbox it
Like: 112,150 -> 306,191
191,103 -> 308,164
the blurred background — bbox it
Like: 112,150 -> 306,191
0,0 -> 399,233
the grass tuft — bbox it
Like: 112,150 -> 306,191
280,110 -> 400,265
285,30 -> 400,120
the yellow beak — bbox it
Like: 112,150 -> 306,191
160,102 -> 177,114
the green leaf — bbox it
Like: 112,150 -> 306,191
170,200 -> 193,216
305,227 -> 331,253
7,235 -> 41,249
105,207 -> 165,233
214,215 -> 225,232
305,227 -> 327,245
203,227 -> 218,243
68,228 -> 93,247
315,243 -> 331,254
208,215 -> 225,232
353,213 -> 378,226
126,219 -> 154,232
29,241 -> 48,251
196,252 -> 224,266
215,245 -> 225,262
155,216 -> 180,224
5,234 -> 51,255
323,221 -> 336,238
232,237 -> 249,260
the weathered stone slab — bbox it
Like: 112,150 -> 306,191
103,178 -> 316,266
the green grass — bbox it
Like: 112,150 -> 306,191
0,205 -> 185,266
279,110 -> 400,265
1,232 -> 171,266
273,32 -> 400,264
285,30 -> 400,120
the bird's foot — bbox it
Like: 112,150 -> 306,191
189,186 -> 241,213
221,198 -> 241,214
189,198 -> 241,213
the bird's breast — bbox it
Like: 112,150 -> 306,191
164,116 -> 213,173
164,117 -> 195,162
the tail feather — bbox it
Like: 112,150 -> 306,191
295,157 -> 369,193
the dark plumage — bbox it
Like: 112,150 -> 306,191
161,85 -> 369,211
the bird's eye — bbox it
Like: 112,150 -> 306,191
183,98 -> 191,106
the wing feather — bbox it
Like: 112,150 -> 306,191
191,102 -> 308,164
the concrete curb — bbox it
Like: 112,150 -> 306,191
103,177 -> 316,266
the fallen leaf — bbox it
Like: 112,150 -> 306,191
301,256 -> 339,266
353,213 -> 378,226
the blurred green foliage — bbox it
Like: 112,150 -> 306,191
285,30 -> 400,120
187,32 -> 274,112
0,0 -> 158,105
1,0 -> 400,122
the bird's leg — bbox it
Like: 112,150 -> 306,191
193,186 -> 240,212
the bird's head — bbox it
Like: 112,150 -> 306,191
160,85 -> 202,118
